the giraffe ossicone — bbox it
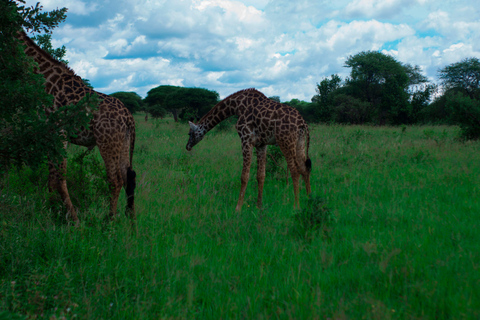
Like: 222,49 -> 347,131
17,30 -> 137,222
186,88 -> 312,210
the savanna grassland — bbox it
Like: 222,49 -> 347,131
1,114 -> 480,319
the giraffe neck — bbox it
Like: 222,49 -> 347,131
17,31 -> 87,100
197,98 -> 237,133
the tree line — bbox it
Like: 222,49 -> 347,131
288,51 -> 480,140
129,51 -> 480,140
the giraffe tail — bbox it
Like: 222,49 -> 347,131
305,126 -> 312,173
126,122 -> 136,213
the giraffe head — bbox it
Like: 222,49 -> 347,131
186,121 -> 206,151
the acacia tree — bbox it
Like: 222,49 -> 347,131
144,85 -> 182,121
144,85 -> 218,122
110,91 -> 143,114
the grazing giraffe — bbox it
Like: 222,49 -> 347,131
186,88 -> 311,211
17,31 -> 136,222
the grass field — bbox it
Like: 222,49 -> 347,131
1,114 -> 479,319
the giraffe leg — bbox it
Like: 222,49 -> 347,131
296,137 -> 312,196
48,158 -> 78,222
288,160 -> 301,208
279,144 -> 301,208
236,144 -> 253,211
256,145 -> 267,209
97,140 -> 123,219
107,164 -> 122,218
106,158 -> 123,219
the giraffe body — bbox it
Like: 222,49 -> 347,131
17,31 -> 136,222
186,88 -> 311,210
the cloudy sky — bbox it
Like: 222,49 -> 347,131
24,0 -> 480,101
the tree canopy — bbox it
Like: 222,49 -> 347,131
110,91 -> 143,114
439,57 -> 480,99
144,85 -> 219,121
307,51 -> 435,125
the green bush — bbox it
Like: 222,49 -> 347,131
292,196 -> 334,241
265,145 -> 287,180
446,92 -> 480,139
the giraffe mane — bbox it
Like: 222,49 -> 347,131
222,88 -> 267,101
18,30 -> 81,81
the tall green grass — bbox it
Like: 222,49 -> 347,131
1,116 -> 479,319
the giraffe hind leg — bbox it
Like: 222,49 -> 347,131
279,143 -> 301,208
296,138 -> 312,196
256,145 -> 267,209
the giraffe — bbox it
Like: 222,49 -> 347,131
16,31 -> 136,222
186,88 -> 311,211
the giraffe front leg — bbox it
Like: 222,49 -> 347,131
48,159 -> 78,223
236,144 -> 253,211
256,145 -> 267,209
288,163 -> 301,208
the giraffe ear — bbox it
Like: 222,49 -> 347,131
189,121 -> 198,131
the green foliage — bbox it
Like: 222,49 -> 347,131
1,146 -> 109,225
0,1 -> 96,170
265,145 -> 287,179
292,196 -> 333,241
7,0 -> 67,33
445,92 -> 480,139
306,53 -> 435,125
110,91 -> 143,114
314,74 -> 342,107
310,74 -> 342,123
32,33 -> 67,64
410,84 -> 437,123
331,94 -> 374,124
433,58 -> 480,138
283,98 -> 315,123
213,115 -> 237,132
147,104 -> 168,119
345,51 -> 411,124
268,96 -> 280,103
439,57 -> 480,99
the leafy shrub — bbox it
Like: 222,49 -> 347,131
66,150 -> 109,212
445,92 -> 480,140
292,196 -> 333,241
265,145 -> 287,180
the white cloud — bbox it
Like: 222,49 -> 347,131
21,0 -> 480,101
323,20 -> 415,51
345,0 -> 406,18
